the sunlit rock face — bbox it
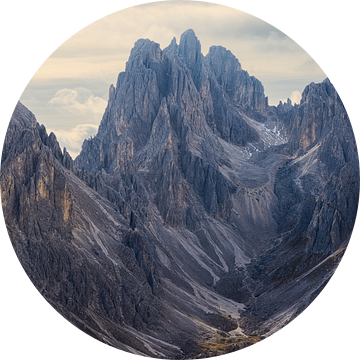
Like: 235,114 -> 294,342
2,30 -> 358,359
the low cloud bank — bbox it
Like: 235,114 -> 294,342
48,123 -> 98,159
47,87 -> 106,157
280,90 -> 301,105
48,87 -> 107,120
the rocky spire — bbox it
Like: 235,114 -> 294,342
125,38 -> 164,71
163,36 -> 178,58
206,45 -> 267,119
179,29 -> 202,71
207,45 -> 242,75
290,78 -> 346,150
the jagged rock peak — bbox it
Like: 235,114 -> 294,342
62,147 -> 74,170
46,132 -> 63,160
205,45 -> 267,116
163,36 -> 179,58
107,83 -> 116,109
207,45 -> 242,74
1,102 -> 37,165
278,98 -> 292,107
8,101 -> 37,129
180,29 -> 199,44
109,84 -> 115,100
126,38 -> 163,70
300,77 -> 336,105
179,29 -> 202,70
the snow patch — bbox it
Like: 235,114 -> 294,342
241,111 -> 288,151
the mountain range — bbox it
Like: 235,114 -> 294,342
1,29 -> 358,358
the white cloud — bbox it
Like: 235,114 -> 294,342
280,90 -> 302,105
48,87 -> 107,121
289,90 -> 301,105
48,123 -> 98,158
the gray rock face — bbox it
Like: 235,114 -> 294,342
2,30 -> 358,358
206,45 -> 268,118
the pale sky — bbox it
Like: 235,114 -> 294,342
19,1 -> 326,158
